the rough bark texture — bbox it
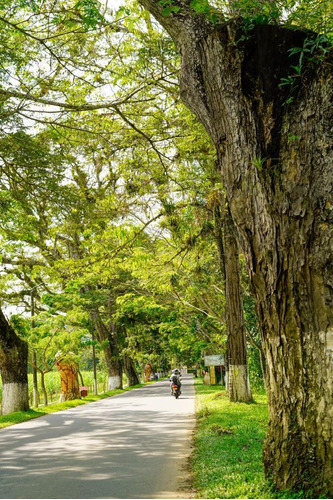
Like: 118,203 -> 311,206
224,210 -> 252,402
140,1 -> 333,495
123,355 -> 140,386
214,201 -> 252,401
0,308 -> 29,414
90,311 -> 123,390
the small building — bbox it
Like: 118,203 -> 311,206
204,354 -> 225,386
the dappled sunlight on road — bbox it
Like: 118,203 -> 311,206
0,376 -> 195,499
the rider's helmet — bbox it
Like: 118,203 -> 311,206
172,368 -> 180,375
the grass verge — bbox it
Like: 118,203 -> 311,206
191,380 -> 309,499
0,383 -> 148,429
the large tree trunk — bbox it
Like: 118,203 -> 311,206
140,2 -> 333,495
123,355 -> 140,386
224,209 -> 252,402
213,201 -> 252,401
90,311 -> 123,390
0,308 -> 29,414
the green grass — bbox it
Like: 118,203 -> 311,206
0,383 -> 147,429
0,370 -> 139,407
192,380 -> 308,499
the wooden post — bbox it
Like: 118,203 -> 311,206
209,366 -> 216,385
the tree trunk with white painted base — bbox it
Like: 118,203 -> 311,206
224,209 -> 252,402
140,2 -> 333,495
0,308 -> 29,414
90,311 -> 123,390
213,201 -> 252,402
107,360 -> 123,390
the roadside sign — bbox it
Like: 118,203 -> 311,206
204,354 -> 225,366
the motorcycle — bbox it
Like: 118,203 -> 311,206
171,383 -> 181,399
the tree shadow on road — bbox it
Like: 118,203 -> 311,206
0,378 -> 195,499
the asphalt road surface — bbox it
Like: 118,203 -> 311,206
0,374 -> 195,499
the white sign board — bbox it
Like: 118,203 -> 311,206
204,354 -> 225,366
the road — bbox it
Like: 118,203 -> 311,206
0,374 -> 195,499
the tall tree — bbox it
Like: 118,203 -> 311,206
224,208 -> 252,401
139,0 -> 333,495
211,184 -> 252,401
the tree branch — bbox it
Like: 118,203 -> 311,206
1,256 -> 46,267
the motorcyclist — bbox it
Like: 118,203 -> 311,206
170,368 -> 182,395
